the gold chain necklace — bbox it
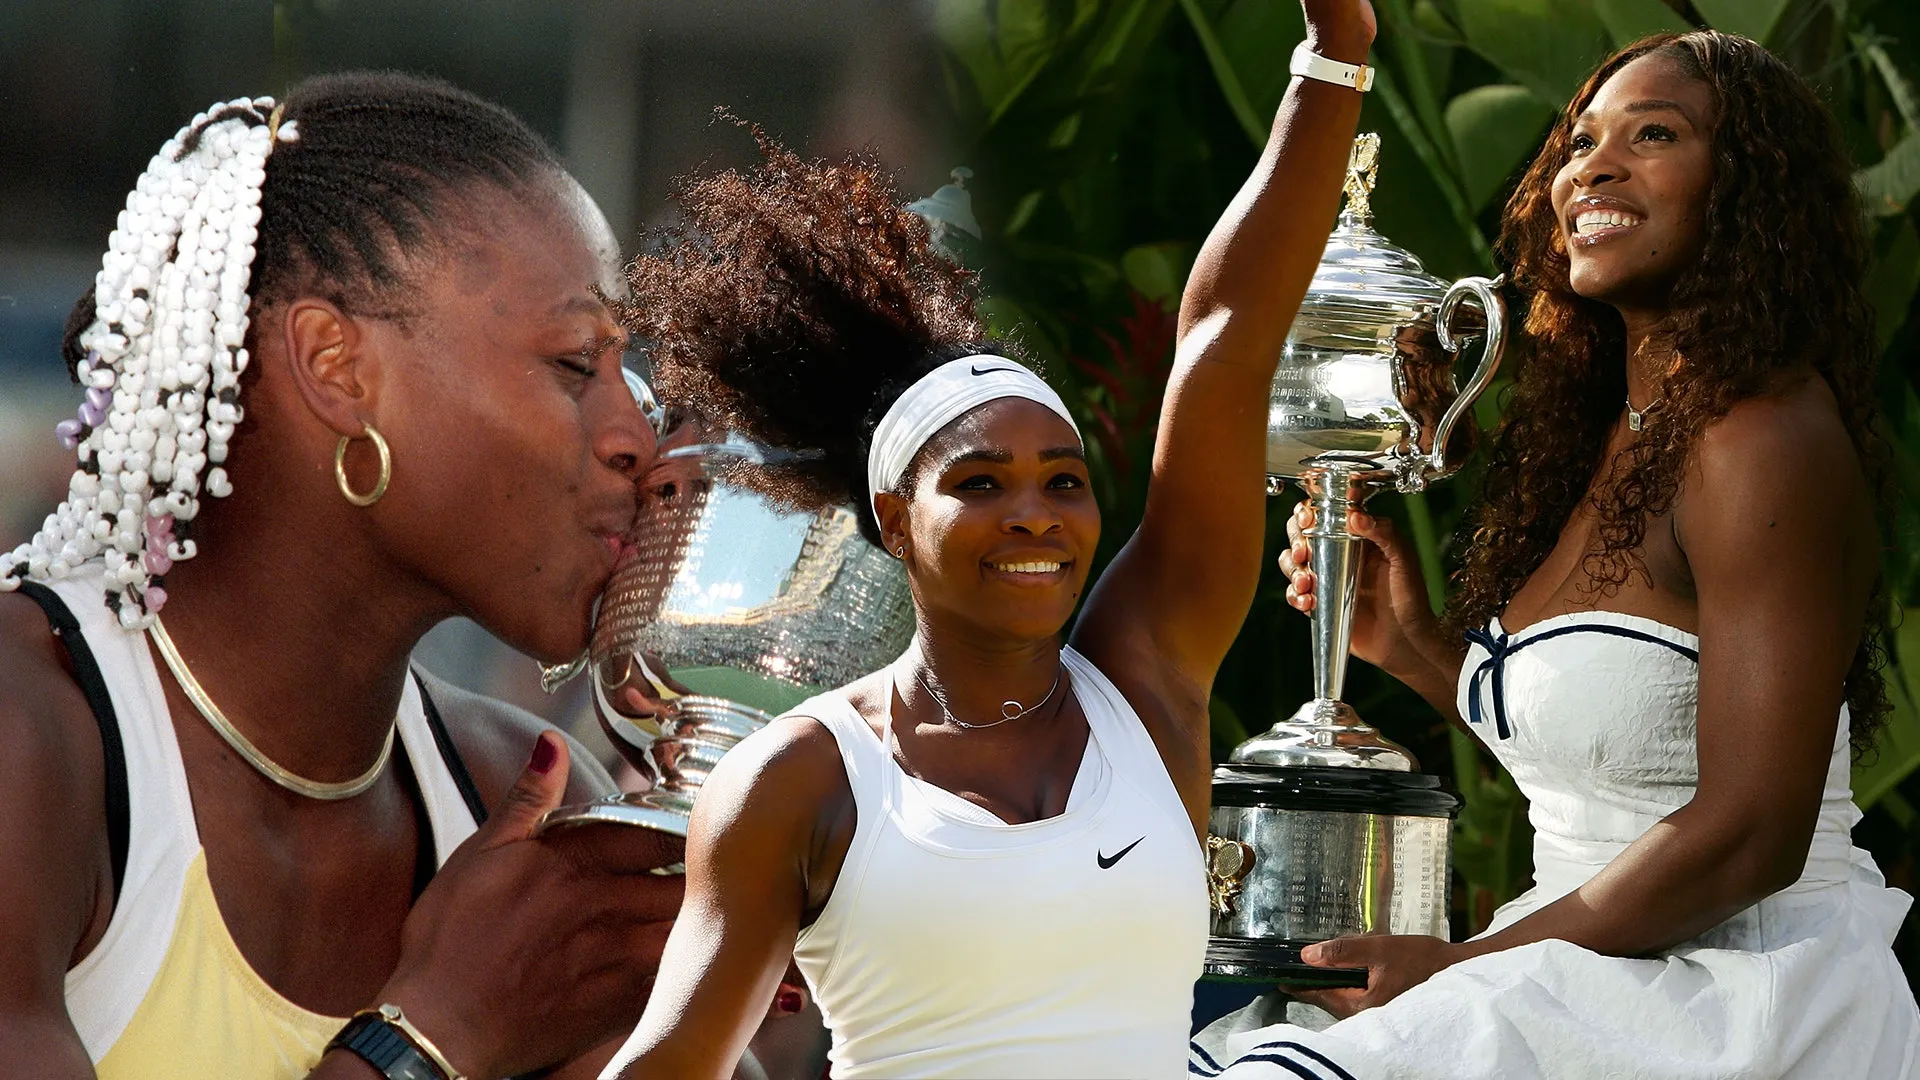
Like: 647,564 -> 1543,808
148,616 -> 394,800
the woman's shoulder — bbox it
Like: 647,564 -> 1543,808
0,590 -> 109,804
410,669 -> 617,810
1678,371 -> 1873,554
0,590 -> 114,956
1690,371 -> 1860,484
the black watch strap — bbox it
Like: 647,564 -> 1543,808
327,1011 -> 451,1080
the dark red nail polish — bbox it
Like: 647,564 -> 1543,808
530,734 -> 557,774
777,990 -> 803,1014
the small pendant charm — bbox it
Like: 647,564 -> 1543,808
1628,408 -> 1644,433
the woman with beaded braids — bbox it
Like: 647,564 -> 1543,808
0,75 -> 685,1078
603,1 -> 1377,1076
1192,29 -> 1919,1080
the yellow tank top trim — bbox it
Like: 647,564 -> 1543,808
93,850 -> 346,1078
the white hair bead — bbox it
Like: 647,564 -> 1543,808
3,97 -> 284,615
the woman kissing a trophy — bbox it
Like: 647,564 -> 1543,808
1194,26 -> 1919,1080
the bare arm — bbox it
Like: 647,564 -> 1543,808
1078,2 -> 1375,691
1459,394 -> 1871,957
605,718 -> 845,1080
0,597 -> 117,1078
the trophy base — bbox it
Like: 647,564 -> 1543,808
537,790 -> 695,839
1204,937 -> 1368,988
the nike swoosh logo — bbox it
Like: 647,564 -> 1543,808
970,364 -> 1019,376
1097,836 -> 1145,869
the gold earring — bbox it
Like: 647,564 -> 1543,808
334,423 -> 391,507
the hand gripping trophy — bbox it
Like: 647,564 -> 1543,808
1204,135 -> 1506,986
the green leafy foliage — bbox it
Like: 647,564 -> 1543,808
1693,0 -> 1792,44
1592,0 -> 1692,46
1444,84 -> 1556,210
1449,0 -> 1614,105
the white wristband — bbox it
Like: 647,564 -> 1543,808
1290,42 -> 1373,92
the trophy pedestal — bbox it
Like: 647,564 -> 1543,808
1202,938 -> 1367,988
1204,763 -> 1460,987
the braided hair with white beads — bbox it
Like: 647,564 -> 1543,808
3,72 -> 561,627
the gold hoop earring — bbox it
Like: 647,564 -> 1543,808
334,423 -> 391,507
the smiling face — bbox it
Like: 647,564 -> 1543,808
1550,52 -> 1717,319
875,398 -> 1098,644
356,170 -> 654,661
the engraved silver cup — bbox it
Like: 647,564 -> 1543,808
1205,135 -> 1502,984
539,442 -> 915,836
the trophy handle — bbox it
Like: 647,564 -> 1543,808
1427,273 -> 1508,479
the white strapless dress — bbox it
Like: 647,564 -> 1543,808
1191,611 -> 1920,1079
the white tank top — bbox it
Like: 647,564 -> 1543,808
790,645 -> 1208,1079
33,570 -> 484,1076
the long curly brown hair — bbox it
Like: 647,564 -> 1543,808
618,121 -> 997,547
1445,30 -> 1892,753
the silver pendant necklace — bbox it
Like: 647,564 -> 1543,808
913,662 -> 1063,731
1626,395 -> 1661,432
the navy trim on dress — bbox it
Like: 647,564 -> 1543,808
18,581 -> 130,898
1191,1037 -> 1359,1080
1463,622 -> 1699,740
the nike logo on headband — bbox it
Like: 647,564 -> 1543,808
971,364 -> 1020,376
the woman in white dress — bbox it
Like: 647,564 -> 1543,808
599,2 -> 1376,1076
1193,29 -> 1920,1080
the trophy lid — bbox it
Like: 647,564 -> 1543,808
1297,134 -> 1451,325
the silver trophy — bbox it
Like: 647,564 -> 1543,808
539,442 -> 916,836
1204,135 -> 1505,985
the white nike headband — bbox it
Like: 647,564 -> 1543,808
865,354 -> 1081,513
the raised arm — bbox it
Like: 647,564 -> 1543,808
1079,0 -> 1375,686
604,717 -> 845,1080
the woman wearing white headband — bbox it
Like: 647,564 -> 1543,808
606,1 -> 1376,1075
0,74 -> 682,1079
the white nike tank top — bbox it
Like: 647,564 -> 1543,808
790,645 -> 1208,1079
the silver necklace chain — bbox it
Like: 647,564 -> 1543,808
913,663 -> 1063,731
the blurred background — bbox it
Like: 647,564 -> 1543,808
3,0 -> 1918,996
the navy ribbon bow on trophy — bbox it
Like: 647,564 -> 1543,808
1463,621 -> 1700,741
